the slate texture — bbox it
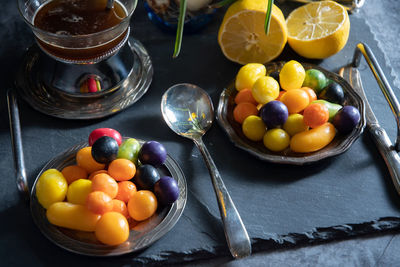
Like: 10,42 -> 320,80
1,0 -> 400,266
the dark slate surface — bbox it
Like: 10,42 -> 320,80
1,0 -> 400,266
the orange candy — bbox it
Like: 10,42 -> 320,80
88,170 -> 108,180
61,165 -> 88,184
76,147 -> 105,174
95,212 -> 129,246
234,88 -> 258,105
128,190 -> 158,221
280,89 -> 310,114
112,199 -> 129,217
300,87 -> 317,102
86,191 -> 113,215
233,102 -> 259,124
108,159 -> 136,181
91,173 -> 118,199
303,103 -> 329,128
115,181 -> 137,203
276,90 -> 286,101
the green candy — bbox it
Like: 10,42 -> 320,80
312,100 -> 342,122
117,138 -> 141,164
303,69 -> 327,93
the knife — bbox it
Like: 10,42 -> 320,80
339,43 -> 400,195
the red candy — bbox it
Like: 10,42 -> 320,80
88,128 -> 122,146
88,78 -> 98,93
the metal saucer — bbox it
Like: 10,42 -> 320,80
30,139 -> 187,256
15,37 -> 153,120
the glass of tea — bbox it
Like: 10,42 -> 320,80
18,0 -> 137,64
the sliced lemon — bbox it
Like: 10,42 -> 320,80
218,0 -> 287,65
286,0 -> 350,59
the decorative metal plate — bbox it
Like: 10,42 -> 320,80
30,139 -> 187,256
216,62 -> 366,165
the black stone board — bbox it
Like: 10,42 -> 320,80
1,1 -> 400,266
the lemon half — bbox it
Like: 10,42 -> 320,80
218,0 -> 287,65
286,0 -> 350,59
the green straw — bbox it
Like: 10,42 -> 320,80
173,0 -> 187,58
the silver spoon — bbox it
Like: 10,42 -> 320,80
161,83 -> 251,259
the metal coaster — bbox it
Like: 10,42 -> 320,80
15,37 -> 153,120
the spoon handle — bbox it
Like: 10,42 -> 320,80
193,137 -> 251,259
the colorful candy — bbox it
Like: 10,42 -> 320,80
38,128 -> 180,246
36,169 -> 68,209
95,212 -> 129,245
46,202 -> 101,232
232,61 -> 361,153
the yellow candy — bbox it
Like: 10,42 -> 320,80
67,179 -> 92,205
36,170 -> 68,209
283,114 -> 309,136
242,115 -> 266,142
235,63 -> 266,91
46,202 -> 101,232
251,76 -> 280,105
263,128 -> 290,152
279,60 -> 305,91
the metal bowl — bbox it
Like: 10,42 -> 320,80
30,139 -> 187,256
216,62 -> 366,165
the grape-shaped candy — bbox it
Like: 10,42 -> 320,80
260,101 -> 288,128
118,138 -> 141,164
138,141 -> 167,166
333,106 -> 360,134
318,82 -> 345,105
154,176 -> 179,205
91,136 -> 119,164
133,164 -> 160,190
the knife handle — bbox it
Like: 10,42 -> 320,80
369,124 -> 400,195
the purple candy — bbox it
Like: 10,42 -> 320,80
260,100 -> 289,128
332,105 -> 360,134
154,176 -> 179,205
138,141 -> 167,166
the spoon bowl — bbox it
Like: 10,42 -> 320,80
161,83 -> 213,139
161,83 -> 252,259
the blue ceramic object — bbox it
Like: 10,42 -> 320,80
144,1 -> 216,33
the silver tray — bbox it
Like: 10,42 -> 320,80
216,62 -> 366,165
30,139 -> 187,256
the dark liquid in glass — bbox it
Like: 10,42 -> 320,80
33,0 -> 128,62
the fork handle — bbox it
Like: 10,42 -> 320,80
353,42 -> 400,151
7,89 -> 29,200
369,124 -> 400,195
